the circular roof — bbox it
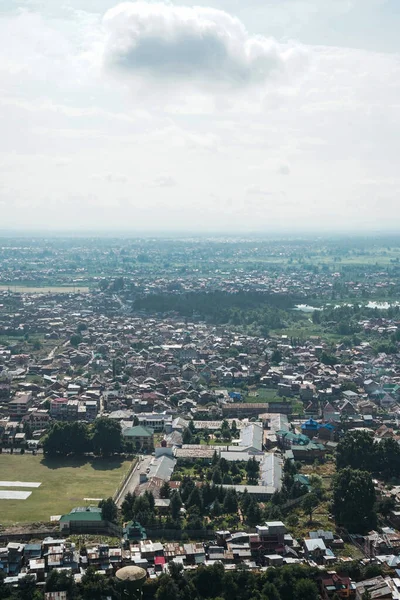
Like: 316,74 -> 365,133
116,566 -> 147,583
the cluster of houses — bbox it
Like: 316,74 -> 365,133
1,291 -> 400,452
1,282 -> 400,595
4,524 -> 400,599
2,234 -> 400,305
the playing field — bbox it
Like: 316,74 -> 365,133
0,454 -> 131,525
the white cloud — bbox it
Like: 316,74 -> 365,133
1,0 -> 400,231
277,164 -> 290,175
152,175 -> 177,188
246,185 -> 273,196
102,2 -> 306,87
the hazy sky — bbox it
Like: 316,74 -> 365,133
1,0 -> 400,232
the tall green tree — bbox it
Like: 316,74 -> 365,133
376,437 -> 400,479
98,497 -> 118,523
182,428 -> 193,444
302,493 -> 319,523
92,417 -> 122,456
293,579 -> 319,600
333,467 -> 376,533
223,488 -> 238,514
170,491 -> 182,520
336,430 -> 376,473
42,421 -> 91,456
160,481 -> 170,499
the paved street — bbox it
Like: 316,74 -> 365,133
115,455 -> 153,506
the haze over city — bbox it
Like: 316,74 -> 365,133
1,0 -> 400,231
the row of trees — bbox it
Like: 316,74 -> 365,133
121,477 -> 264,529
133,290 -> 301,335
330,430 -> 400,532
148,562 -> 319,600
0,561 -> 324,600
337,430 -> 400,480
42,418 -> 123,457
312,303 -> 400,345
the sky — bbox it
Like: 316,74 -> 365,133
1,0 -> 400,232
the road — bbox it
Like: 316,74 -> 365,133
115,455 -> 153,506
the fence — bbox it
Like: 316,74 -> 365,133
144,528 -> 216,541
113,456 -> 139,504
0,528 -> 59,543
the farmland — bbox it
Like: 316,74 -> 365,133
0,285 -> 90,293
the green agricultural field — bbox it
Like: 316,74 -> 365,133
0,285 -> 90,293
0,454 -> 131,525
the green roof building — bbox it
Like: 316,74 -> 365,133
122,425 -> 154,451
59,506 -> 121,536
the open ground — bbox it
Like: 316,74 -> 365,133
0,285 -> 90,293
0,455 -> 131,525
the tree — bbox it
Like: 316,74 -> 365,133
168,561 -> 184,581
212,450 -> 219,466
294,579 -> 319,600
70,333 -> 82,347
271,349 -> 282,365
219,457 -> 229,474
376,496 -> 396,518
241,488 -> 251,513
212,498 -> 222,517
121,492 -> 135,521
336,430 -> 376,473
309,474 -> 324,499
155,575 -> 180,600
302,493 -> 319,523
144,490 -> 155,512
212,468 -> 222,484
45,569 -> 76,596
79,566 -> 116,600
246,456 -> 259,484
333,467 -> 376,533
170,491 -> 182,520
262,582 -> 281,600
42,421 -> 91,456
246,498 -> 262,526
377,437 -> 400,479
187,487 -> 203,512
221,420 -> 231,441
98,497 -> 118,523
92,417 -> 122,456
160,481 -> 170,499
321,351 -> 336,366
182,427 -> 193,444
223,488 -> 238,514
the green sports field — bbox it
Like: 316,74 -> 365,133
0,454 -> 131,525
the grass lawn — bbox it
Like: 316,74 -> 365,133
0,454 -> 131,525
246,388 -> 279,402
244,388 -> 303,413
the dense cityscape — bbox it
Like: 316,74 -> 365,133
0,235 -> 399,599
